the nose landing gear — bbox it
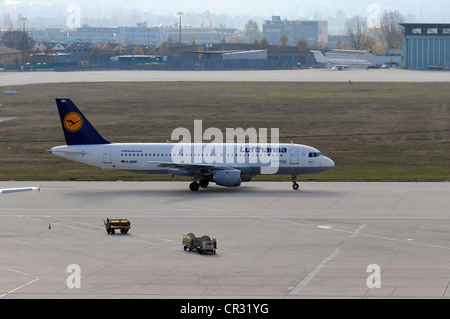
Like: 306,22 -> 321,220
292,174 -> 299,190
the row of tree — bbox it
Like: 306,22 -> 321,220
90,42 -> 165,57
345,10 -> 404,51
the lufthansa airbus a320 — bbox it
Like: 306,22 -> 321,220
50,99 -> 334,191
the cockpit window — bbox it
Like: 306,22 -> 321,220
309,152 -> 322,158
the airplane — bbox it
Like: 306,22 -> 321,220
50,99 -> 334,191
311,50 -> 373,70
1,186 -> 40,194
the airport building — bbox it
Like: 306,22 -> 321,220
262,16 -> 328,47
400,23 -> 450,70
28,23 -> 237,46
328,34 -> 349,49
0,45 -> 21,65
30,24 -> 162,46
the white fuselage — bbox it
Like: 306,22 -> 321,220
51,143 -> 335,178
327,58 -> 372,67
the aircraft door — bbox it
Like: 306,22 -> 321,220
103,146 -> 112,163
290,146 -> 299,164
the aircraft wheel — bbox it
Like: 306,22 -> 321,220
292,183 -> 299,190
199,179 -> 209,188
189,182 -> 200,191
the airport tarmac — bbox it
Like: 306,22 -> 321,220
1,68 -> 450,87
1,181 -> 450,299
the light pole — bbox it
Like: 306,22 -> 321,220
177,11 -> 183,46
177,11 -> 183,69
22,17 -> 27,71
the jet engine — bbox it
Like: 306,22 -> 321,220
214,169 -> 241,187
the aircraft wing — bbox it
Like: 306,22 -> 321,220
1,186 -> 40,194
148,161 -> 236,174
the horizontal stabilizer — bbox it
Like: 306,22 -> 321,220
48,149 -> 88,156
1,186 -> 40,194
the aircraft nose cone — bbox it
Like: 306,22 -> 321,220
328,157 -> 335,167
324,156 -> 335,169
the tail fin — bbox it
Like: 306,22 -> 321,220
56,98 -> 110,145
311,50 -> 328,63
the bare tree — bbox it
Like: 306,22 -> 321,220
90,45 -> 102,61
133,44 -> 144,55
244,20 -> 261,43
101,42 -> 110,52
280,35 -> 288,46
147,44 -> 156,55
0,30 -> 34,51
159,41 -> 170,54
113,45 -> 123,56
296,39 -> 308,53
260,37 -> 269,49
345,15 -> 370,50
376,10 -> 405,51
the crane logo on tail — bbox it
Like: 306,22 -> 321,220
64,112 -> 83,132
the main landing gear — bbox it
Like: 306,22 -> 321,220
292,174 -> 299,190
189,178 -> 209,191
189,182 -> 200,191
189,177 -> 299,191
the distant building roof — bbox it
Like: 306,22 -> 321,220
0,45 -> 21,55
50,43 -> 66,51
400,23 -> 450,36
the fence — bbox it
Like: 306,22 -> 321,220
1,56 -> 299,72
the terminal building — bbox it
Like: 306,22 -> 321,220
400,23 -> 450,70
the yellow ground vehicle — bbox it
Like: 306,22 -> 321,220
104,218 -> 131,234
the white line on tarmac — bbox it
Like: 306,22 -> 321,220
0,268 -> 40,298
288,247 -> 340,295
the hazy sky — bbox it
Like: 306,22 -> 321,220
134,0 -> 448,19
4,0 -> 449,18
2,0 -> 449,28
